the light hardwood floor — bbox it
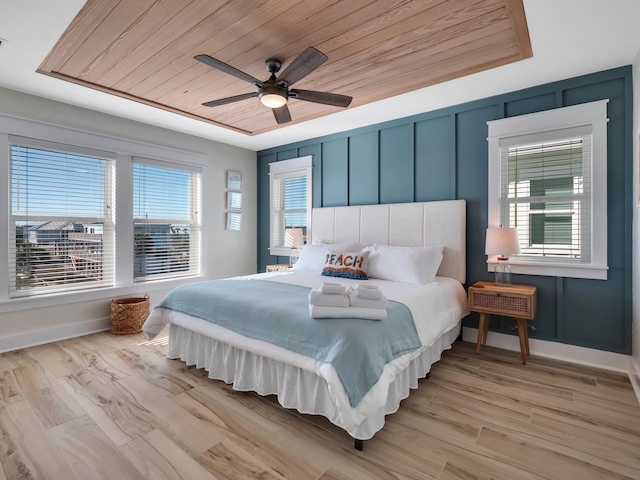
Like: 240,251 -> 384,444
1,328 -> 639,480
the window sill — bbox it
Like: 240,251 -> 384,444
0,275 -> 208,314
487,260 -> 608,280
269,247 -> 299,258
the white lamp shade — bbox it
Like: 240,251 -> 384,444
284,228 -> 304,247
485,227 -> 521,256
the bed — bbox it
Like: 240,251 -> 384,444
143,200 -> 468,449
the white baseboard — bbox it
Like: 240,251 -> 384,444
630,357 -> 640,406
0,317 -> 111,353
462,326 -> 631,373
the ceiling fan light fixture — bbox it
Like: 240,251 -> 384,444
196,47 -> 351,124
259,92 -> 287,108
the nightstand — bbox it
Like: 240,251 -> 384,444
266,263 -> 293,272
468,281 -> 537,364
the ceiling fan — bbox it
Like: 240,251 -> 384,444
194,47 -> 352,124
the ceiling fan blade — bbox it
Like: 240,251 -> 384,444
194,54 -> 265,88
276,47 -> 328,87
290,89 -> 352,108
202,92 -> 258,107
272,105 -> 292,124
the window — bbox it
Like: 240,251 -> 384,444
269,156 -> 312,257
133,158 -> 202,281
1,115 -> 208,309
9,137 -> 115,297
487,100 -> 608,279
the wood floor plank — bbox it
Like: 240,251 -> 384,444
534,401 -> 640,444
69,330 -> 146,351
25,342 -> 84,378
58,336 -> 132,384
176,387 -> 328,479
0,400 -> 76,480
475,426 -> 636,480
399,397 -> 484,443
317,466 -> 358,480
0,370 -> 24,407
113,348 -> 194,396
531,407 -> 640,449
0,348 -> 38,370
13,363 -> 78,428
48,415 -> 145,480
479,357 -> 599,393
429,362 -> 573,413
59,369 -> 155,446
530,409 -> 640,472
427,383 -> 532,426
275,408 -> 442,480
120,429 -> 219,480
437,457 -> 541,480
172,366 -> 294,433
196,439 -> 286,480
374,417 -> 546,480
116,374 -> 225,457
573,390 -> 640,420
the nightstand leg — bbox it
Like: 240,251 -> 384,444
516,318 -> 527,365
482,313 -> 490,346
476,313 -> 489,354
523,319 -> 530,356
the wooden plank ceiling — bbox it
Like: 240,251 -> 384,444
38,0 -> 532,136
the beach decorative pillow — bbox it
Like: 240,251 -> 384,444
321,250 -> 370,280
293,242 -> 366,272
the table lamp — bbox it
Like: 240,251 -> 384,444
485,227 -> 521,286
284,228 -> 304,265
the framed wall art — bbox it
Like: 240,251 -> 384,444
226,212 -> 242,231
227,191 -> 242,210
227,171 -> 242,190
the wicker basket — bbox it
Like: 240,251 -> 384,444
110,294 -> 150,335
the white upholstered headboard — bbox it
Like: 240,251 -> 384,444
311,200 -> 466,284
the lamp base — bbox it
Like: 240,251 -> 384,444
494,257 -> 512,286
289,247 -> 299,266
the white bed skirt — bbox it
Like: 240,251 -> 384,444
168,322 -> 461,440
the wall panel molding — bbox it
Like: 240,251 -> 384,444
257,66 -> 633,355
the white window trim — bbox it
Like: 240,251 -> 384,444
269,155 -> 312,257
0,113 -> 209,313
487,100 -> 609,280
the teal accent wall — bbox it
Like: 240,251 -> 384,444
257,66 -> 633,355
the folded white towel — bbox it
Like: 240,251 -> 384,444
347,288 -> 388,309
309,304 -> 387,320
351,283 -> 383,300
321,282 -> 347,295
309,289 -> 349,307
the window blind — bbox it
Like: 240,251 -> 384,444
133,160 -> 202,281
499,134 -> 591,262
272,172 -> 308,248
9,143 -> 115,297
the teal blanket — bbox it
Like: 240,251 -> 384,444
155,279 -> 422,407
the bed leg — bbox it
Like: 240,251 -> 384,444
425,371 -> 431,379
354,439 -> 364,451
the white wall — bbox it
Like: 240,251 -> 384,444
0,87 -> 257,350
632,50 -> 640,395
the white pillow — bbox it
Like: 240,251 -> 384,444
293,243 -> 366,272
365,244 -> 444,285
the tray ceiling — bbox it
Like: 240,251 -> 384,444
38,0 -> 532,136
